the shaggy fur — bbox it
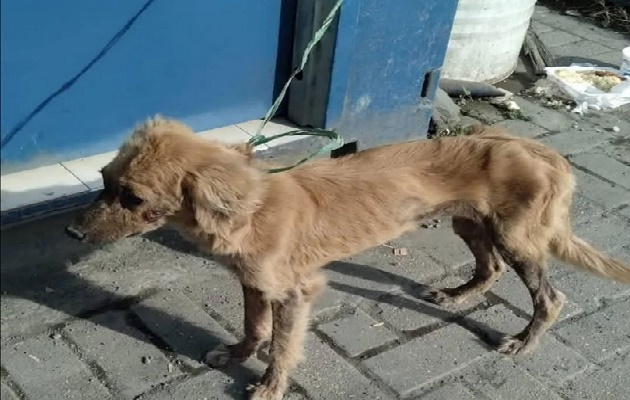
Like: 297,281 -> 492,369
67,117 -> 630,400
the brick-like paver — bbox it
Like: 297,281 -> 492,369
560,350 -> 630,399
64,311 -> 176,399
573,167 -> 630,211
363,324 -> 488,397
2,334 -> 112,400
570,152 -> 630,190
1,383 -> 20,400
555,297 -> 630,362
1,7 -> 629,400
317,308 -> 397,357
461,357 -> 564,400
131,290 -> 235,367
493,119 -> 548,138
294,333 -> 392,400
464,305 -> 592,386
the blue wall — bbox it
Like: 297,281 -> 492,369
1,0 -> 283,173
325,0 -> 459,147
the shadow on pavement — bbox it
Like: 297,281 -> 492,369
2,208 -> 508,399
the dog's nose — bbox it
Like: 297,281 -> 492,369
65,225 -> 86,241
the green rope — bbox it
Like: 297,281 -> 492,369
249,128 -> 344,173
248,0 -> 345,173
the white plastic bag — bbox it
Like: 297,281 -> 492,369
545,64 -> 630,113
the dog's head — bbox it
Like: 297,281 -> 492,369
65,116 -> 260,244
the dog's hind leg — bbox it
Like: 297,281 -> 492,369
250,273 -> 323,400
205,285 -> 271,367
422,217 -> 505,306
494,245 -> 565,355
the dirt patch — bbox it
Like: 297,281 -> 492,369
540,0 -> 630,33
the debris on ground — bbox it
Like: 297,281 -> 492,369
392,247 -> 408,256
540,0 -> 630,33
421,219 -> 441,229
141,356 -> 152,365
522,27 -> 556,74
439,79 -> 506,98
545,65 -> 629,112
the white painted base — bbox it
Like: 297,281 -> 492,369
1,118 -> 300,213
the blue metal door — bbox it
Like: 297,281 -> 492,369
1,0 -> 284,172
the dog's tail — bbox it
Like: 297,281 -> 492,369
550,233 -> 630,284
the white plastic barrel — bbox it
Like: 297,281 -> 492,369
441,0 -> 537,83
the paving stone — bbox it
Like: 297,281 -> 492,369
138,364 -> 262,400
552,40 -> 614,64
573,168 -> 630,210
574,214 -> 630,252
568,26 -> 629,52
363,324 -> 489,397
599,138 -> 630,165
616,204 -> 630,220
570,195 -> 605,224
2,333 -> 111,400
294,333 -> 392,400
464,304 -> 591,385
461,101 -> 506,124
461,357 -> 563,400
540,30 -> 581,47
413,382 -> 476,400
317,308 -> 398,357
552,247 -> 630,312
181,273 -> 245,335
0,383 -> 19,400
131,290 -> 234,368
490,269 -> 583,322
514,98 -> 576,131
362,275 -> 486,333
591,50 -> 625,68
494,119 -> 547,138
539,129 -> 611,155
324,255 -> 400,306
533,7 -> 628,52
560,350 -> 630,400
312,280 -> 349,317
571,153 -> 630,190
530,20 -> 554,34
64,311 -> 176,399
555,297 -> 630,361
375,253 -> 449,290
391,221 -> 474,270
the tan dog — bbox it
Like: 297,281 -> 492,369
66,116 -> 630,400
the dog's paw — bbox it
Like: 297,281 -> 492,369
418,288 -> 459,307
204,343 -> 233,368
247,382 -> 285,400
496,335 -> 537,356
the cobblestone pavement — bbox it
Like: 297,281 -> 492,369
1,6 -> 629,400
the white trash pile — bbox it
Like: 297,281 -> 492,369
545,49 -> 630,113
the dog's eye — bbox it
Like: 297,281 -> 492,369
120,186 -> 144,209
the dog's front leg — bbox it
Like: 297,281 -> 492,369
249,288 -> 311,400
205,285 -> 271,367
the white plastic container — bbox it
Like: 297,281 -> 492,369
441,0 -> 536,83
621,46 -> 630,77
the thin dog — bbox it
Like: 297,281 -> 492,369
66,117 -> 630,400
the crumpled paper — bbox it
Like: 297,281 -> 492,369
545,64 -> 630,113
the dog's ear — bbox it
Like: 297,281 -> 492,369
183,162 -> 256,227
226,142 -> 255,161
